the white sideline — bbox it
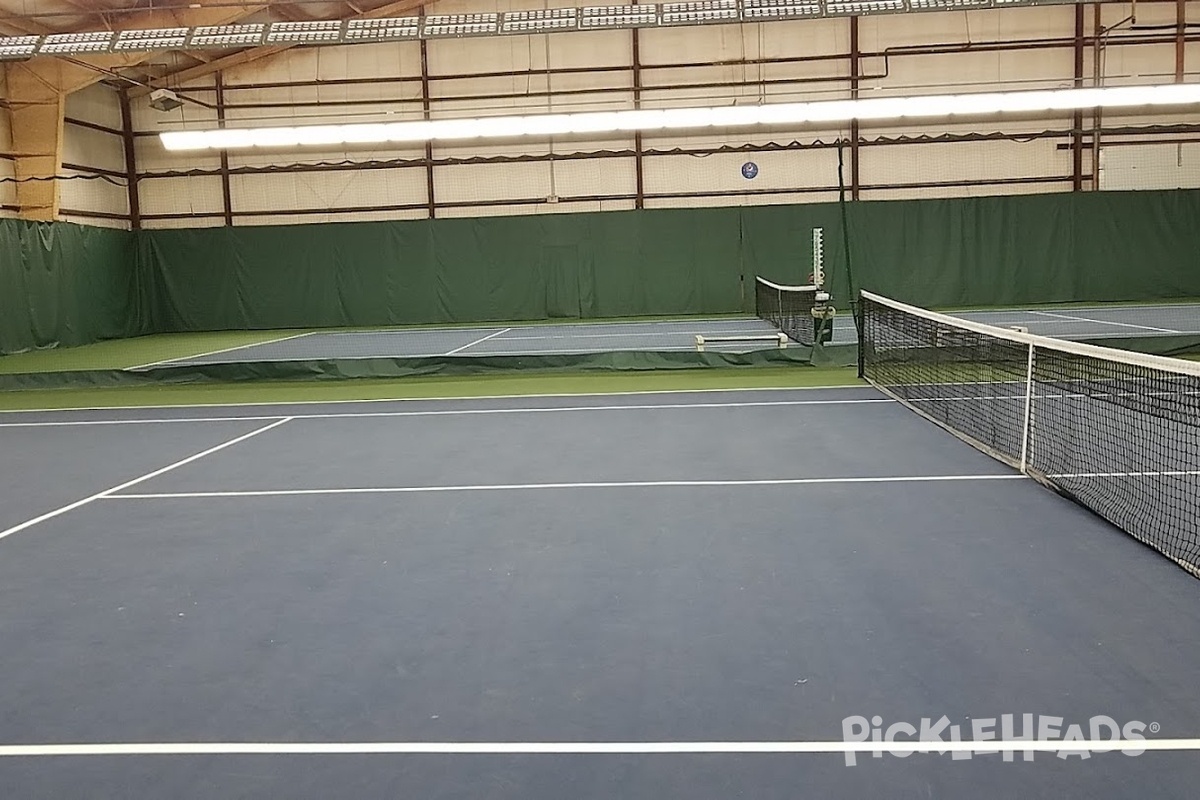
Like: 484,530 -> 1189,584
0,418 -> 292,543
124,332 -> 317,371
107,474 -> 1025,500
0,398 -> 893,428
0,738 -> 1192,757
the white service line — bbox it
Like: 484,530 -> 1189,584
444,327 -> 513,355
0,738 -> 1191,757
107,473 -> 1024,500
1027,310 -> 1179,334
0,398 -> 894,428
125,332 -> 318,371
0,418 -> 292,543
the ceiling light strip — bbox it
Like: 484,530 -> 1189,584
160,83 -> 1200,151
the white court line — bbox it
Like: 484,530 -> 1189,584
154,344 -> 794,361
0,399 -> 894,428
1049,470 -> 1200,479
108,474 -> 1024,500
494,329 -> 777,342
125,332 -> 318,371
1027,310 -> 1179,334
444,327 -> 513,355
0,739 -> 1192,757
0,418 -> 291,543
318,317 -> 761,336
0,384 -> 868,416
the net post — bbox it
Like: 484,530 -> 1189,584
856,291 -> 866,379
1018,342 -> 1036,474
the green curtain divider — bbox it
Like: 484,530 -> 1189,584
2,189 -> 1199,361
0,345 -> 853,391
0,218 -> 144,355
126,188 -> 1200,335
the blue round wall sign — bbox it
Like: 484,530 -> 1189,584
741,161 -> 759,180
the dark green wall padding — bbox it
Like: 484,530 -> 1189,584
3,189 -> 1200,356
138,189 -> 1200,333
0,219 -> 144,355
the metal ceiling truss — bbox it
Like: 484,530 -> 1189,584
0,0 -> 1096,61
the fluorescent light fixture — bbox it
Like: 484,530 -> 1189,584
39,31 -> 114,54
0,2 -> 1123,60
160,83 -> 1200,152
910,0 -> 991,9
741,0 -> 822,20
266,20 -> 344,44
343,17 -> 420,42
662,0 -> 739,26
0,35 -> 40,59
189,24 -> 265,48
501,9 -> 578,34
825,0 -> 906,15
424,14 -> 500,38
113,28 -> 190,51
580,6 -> 659,30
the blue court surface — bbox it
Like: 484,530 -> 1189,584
0,387 -> 1197,798
131,301 -> 1200,369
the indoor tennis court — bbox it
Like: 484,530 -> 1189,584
3,0 -> 1200,797
127,298 -> 1200,369
1,383 -> 1198,798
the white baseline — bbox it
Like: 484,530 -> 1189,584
0,738 -> 1195,757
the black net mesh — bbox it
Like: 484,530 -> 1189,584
860,291 -> 1200,578
755,277 -> 817,346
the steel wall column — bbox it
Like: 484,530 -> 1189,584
215,73 -> 234,225
1091,3 -> 1104,190
1177,0 -> 1187,82
849,15 -> 861,200
118,88 -> 141,229
1072,4 -> 1085,191
420,36 -> 436,219
632,27 -> 644,210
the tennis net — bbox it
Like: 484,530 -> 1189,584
755,277 -> 819,346
859,289 -> 1200,577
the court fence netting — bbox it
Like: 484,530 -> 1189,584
859,289 -> 1200,578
